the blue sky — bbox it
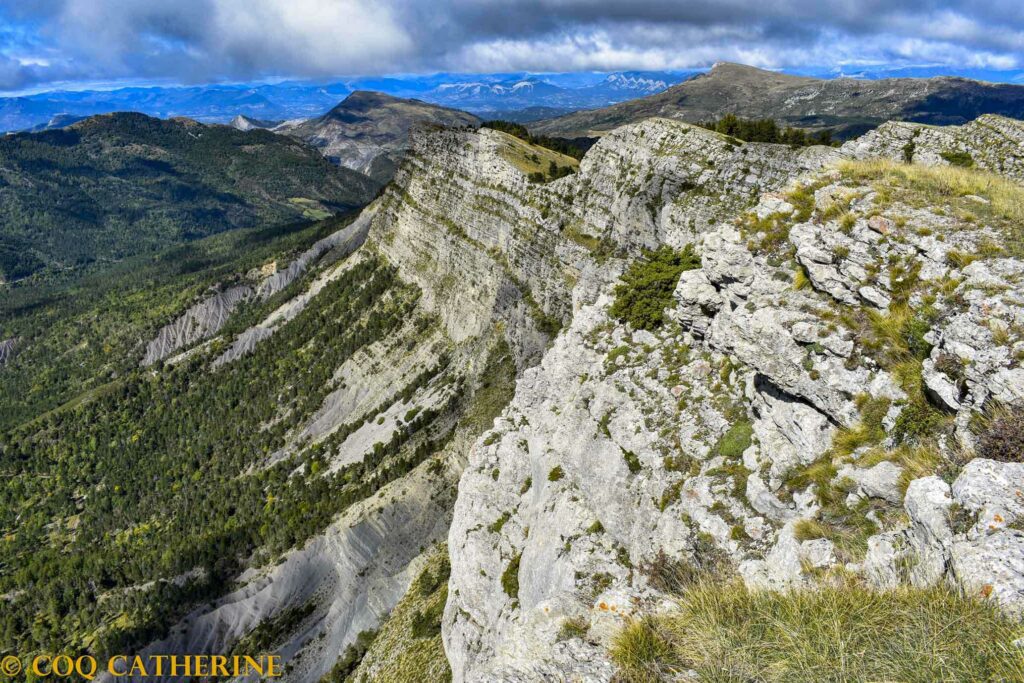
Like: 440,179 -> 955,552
1,1 -> 1022,93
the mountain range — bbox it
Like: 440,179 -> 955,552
0,71 -> 691,133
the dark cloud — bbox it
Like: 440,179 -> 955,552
0,0 -> 1021,90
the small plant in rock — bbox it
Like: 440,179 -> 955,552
501,552 -> 522,599
548,465 -> 565,481
976,404 -> 1024,463
557,616 -> 591,642
714,420 -> 753,458
640,538 -> 731,595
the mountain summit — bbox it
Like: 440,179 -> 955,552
286,91 -> 480,182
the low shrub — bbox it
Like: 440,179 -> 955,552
610,245 -> 700,331
977,404 -> 1024,463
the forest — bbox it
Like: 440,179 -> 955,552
0,112 -> 377,282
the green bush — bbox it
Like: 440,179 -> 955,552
940,149 -> 975,168
548,465 -> 565,481
610,245 -> 700,331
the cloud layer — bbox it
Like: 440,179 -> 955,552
1,0 -> 1022,90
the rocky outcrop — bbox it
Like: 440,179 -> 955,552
229,114 -> 282,131
844,115 -> 1024,181
0,338 -> 15,366
122,112 -> 1024,682
864,460 -> 1024,618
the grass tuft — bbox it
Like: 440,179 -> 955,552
612,579 -> 1024,683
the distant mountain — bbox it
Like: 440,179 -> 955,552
0,83 -> 348,132
416,71 -> 693,116
0,112 -> 377,282
229,114 -> 283,131
530,62 -> 1024,139
480,106 -> 578,123
285,91 -> 480,182
24,113 -> 87,132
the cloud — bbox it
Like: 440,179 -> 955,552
0,0 -> 1022,89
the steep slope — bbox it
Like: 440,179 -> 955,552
445,115 -> 1024,680
531,62 -> 1024,140
287,91 -> 480,183
0,112 -> 377,282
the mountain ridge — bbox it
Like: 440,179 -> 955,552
530,61 -> 1024,139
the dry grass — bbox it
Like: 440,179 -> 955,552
857,444 -> 943,494
839,159 -> 1024,256
611,579 -> 1024,683
491,130 -> 579,179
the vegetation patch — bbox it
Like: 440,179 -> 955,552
939,149 -> 975,168
610,245 -> 701,331
712,420 -> 753,459
482,123 -> 581,182
611,579 -> 1024,683
339,544 -> 451,682
480,120 -> 588,159
557,616 -> 590,642
839,160 -> 1024,258
698,114 -> 836,146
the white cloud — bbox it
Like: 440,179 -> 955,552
1,0 -> 1021,86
